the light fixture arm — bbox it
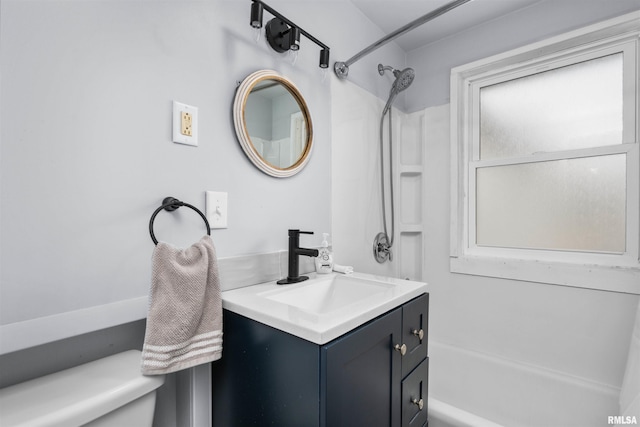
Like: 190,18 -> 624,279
251,0 -> 330,68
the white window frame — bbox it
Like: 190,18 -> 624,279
450,11 -> 640,294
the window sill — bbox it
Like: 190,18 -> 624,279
450,255 -> 640,294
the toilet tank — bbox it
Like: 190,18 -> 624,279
0,350 -> 165,427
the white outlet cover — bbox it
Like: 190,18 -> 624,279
172,101 -> 198,146
206,191 -> 228,229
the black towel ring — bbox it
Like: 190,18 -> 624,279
149,197 -> 211,245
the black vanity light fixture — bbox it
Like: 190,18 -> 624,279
250,0 -> 330,69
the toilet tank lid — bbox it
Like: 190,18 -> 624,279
0,350 -> 165,427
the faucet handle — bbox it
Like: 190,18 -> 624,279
287,229 -> 314,237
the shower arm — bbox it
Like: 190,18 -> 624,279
334,0 -> 472,79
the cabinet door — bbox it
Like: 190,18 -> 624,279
401,358 -> 428,427
212,311 -> 320,427
322,308 -> 403,427
401,294 -> 429,378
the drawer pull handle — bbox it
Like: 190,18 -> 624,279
394,343 -> 407,356
412,328 -> 424,340
411,398 -> 424,410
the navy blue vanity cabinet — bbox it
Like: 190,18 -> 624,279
401,294 -> 429,378
400,294 -> 430,426
211,293 -> 429,427
211,309 -> 320,427
321,305 -> 403,426
323,293 -> 429,427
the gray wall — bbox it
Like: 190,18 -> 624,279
0,0 -> 404,425
406,0 -> 640,112
0,0 -> 336,327
0,0 -> 406,329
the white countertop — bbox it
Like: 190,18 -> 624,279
221,272 -> 428,345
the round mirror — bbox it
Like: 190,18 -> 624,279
233,70 -> 313,178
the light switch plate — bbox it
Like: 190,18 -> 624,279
206,191 -> 228,229
172,101 -> 198,146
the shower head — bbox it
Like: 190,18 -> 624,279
393,67 -> 415,92
379,64 -> 415,114
378,64 -> 415,91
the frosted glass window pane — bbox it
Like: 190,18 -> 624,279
480,54 -> 623,159
476,155 -> 626,252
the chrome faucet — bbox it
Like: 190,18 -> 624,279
277,229 -> 319,285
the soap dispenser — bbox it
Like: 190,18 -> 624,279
315,233 -> 334,274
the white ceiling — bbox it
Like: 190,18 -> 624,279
349,0 -> 544,52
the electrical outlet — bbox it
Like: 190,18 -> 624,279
180,111 -> 192,136
172,101 -> 198,146
206,191 -> 228,229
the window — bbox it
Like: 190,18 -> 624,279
450,12 -> 640,294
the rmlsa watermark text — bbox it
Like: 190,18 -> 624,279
608,416 -> 638,425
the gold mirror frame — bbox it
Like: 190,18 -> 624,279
233,70 -> 313,178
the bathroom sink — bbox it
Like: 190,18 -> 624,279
221,272 -> 428,344
259,274 -> 394,315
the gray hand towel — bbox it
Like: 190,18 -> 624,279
142,235 -> 222,375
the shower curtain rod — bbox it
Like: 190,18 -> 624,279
334,0 -> 472,79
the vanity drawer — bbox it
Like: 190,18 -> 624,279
402,293 -> 429,377
402,357 -> 429,427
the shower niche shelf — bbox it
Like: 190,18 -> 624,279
399,231 -> 423,281
400,172 -> 423,226
396,111 -> 426,281
401,165 -> 423,174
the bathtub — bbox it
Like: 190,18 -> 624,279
429,398 -> 504,427
428,341 -> 620,427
